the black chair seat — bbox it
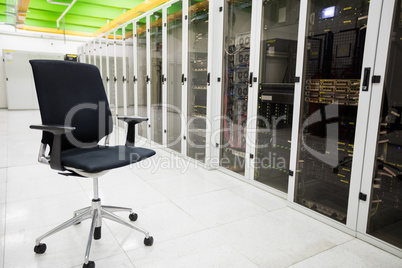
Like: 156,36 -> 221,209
61,146 -> 155,173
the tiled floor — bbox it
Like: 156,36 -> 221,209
1,109 -> 402,268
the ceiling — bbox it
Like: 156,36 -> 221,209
0,0 -> 149,37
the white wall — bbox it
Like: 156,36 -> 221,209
0,30 -> 90,108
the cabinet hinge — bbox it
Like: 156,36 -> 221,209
359,192 -> 367,201
289,170 -> 294,176
219,7 -> 223,12
295,76 -> 300,83
250,154 -> 254,159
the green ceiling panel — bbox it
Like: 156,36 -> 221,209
0,1 -> 174,35
27,9 -> 107,28
24,18 -> 100,33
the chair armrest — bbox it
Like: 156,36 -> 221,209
30,125 -> 75,171
117,116 -> 148,124
117,116 -> 148,147
30,125 -> 75,134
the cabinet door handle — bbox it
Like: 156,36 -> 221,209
249,72 -> 253,87
181,74 -> 185,85
162,74 -> 165,84
146,75 -> 150,83
207,72 -> 211,86
362,67 -> 371,92
133,76 -> 137,83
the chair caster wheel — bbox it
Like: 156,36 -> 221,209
82,260 -> 95,268
144,236 -> 153,246
129,213 -> 138,222
34,243 -> 47,254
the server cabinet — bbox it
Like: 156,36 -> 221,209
150,10 -> 164,145
100,37 -> 109,100
107,35 -> 116,121
78,46 -> 84,63
125,26 -> 135,117
356,0 -> 402,256
88,42 -> 93,64
187,0 -> 210,162
291,0 -> 377,225
136,18 -> 148,138
252,0 -> 301,193
92,40 -> 97,67
220,0 -> 253,175
116,37 -> 125,128
166,0 -> 183,153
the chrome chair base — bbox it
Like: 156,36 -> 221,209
34,178 -> 153,266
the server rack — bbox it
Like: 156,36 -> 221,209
219,0 -> 253,176
78,0 -> 402,258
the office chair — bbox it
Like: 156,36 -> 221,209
29,60 -> 155,268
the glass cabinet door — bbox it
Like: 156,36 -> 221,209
167,1 -> 183,153
187,0 -> 209,162
150,11 -> 163,144
220,0 -> 253,175
363,0 -> 402,250
254,0 -> 300,193
294,0 -> 370,223
137,18 -> 148,138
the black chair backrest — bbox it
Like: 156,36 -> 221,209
30,60 -> 113,151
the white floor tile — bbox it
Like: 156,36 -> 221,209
0,204 -> 5,236
270,207 -> 353,245
289,239 -> 402,268
4,221 -> 124,268
183,166 -> 246,189
0,236 -> 4,268
0,183 -> 5,204
5,192 -> 90,234
0,156 -> 6,169
127,230 -> 259,268
107,201 -> 205,251
129,155 -> 197,181
203,171 -> 246,189
228,183 -> 287,211
81,170 -> 169,208
174,189 -> 267,228
213,210 -> 352,267
0,168 -> 5,184
7,164 -> 57,182
212,213 -> 295,267
6,134 -> 40,167
71,252 -> 135,268
147,175 -> 222,200
6,174 -> 83,203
